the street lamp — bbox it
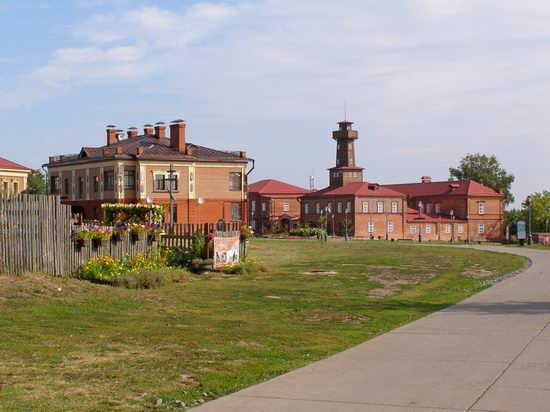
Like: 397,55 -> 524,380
165,164 -> 178,228
418,201 -> 423,243
527,195 -> 532,245
324,205 -> 331,241
450,209 -> 455,242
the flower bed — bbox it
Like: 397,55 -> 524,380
288,228 -> 324,237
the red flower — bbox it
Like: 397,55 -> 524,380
208,232 -> 215,240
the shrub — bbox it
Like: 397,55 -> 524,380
111,268 -> 189,289
163,247 -> 193,268
215,257 -> 267,275
102,203 -> 165,225
191,232 -> 207,258
289,228 -> 324,237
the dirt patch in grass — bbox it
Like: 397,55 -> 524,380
300,309 -> 370,324
367,271 -> 438,297
302,269 -> 338,276
462,268 -> 496,278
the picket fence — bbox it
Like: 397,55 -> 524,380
0,194 -> 245,276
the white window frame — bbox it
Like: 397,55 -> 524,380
337,202 -> 342,213
478,223 -> 485,234
261,202 -> 266,212
458,224 -> 464,234
304,203 -> 309,214
426,203 -> 433,214
377,201 -> 384,213
368,222 -> 375,233
362,201 -> 369,213
251,200 -> 256,212
391,202 -> 398,213
435,203 -> 441,214
426,224 -> 432,234
479,202 -> 485,215
445,224 -> 451,234
346,201 -> 352,213
387,221 -> 394,233
282,202 -> 289,212
316,203 -> 321,214
410,225 -> 417,234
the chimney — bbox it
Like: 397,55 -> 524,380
106,125 -> 117,145
116,147 -> 123,155
59,155 -> 66,161
240,151 -> 247,158
136,147 -> 144,156
448,183 -> 459,192
169,119 -> 186,152
143,124 -> 154,135
127,127 -> 139,138
154,121 -> 167,141
421,176 -> 432,183
49,156 -> 56,163
102,148 -> 110,156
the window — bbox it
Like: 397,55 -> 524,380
426,224 -> 432,234
362,201 -> 369,213
316,203 -> 321,214
304,203 -> 309,214
426,203 -> 433,213
410,225 -> 417,234
478,223 -> 485,234
391,202 -> 398,213
64,178 -> 69,195
261,202 -> 266,212
458,224 -> 464,234
252,218 -> 257,230
104,171 -> 115,191
13,182 -> 18,193
283,202 -> 289,212
93,176 -> 99,193
377,202 -> 384,213
327,202 -> 333,213
337,202 -> 342,213
231,203 -> 242,220
50,176 -> 60,194
169,205 -> 178,223
368,222 -> 375,233
478,202 -> 485,215
251,200 -> 256,212
2,182 -> 8,193
445,224 -> 451,234
435,203 -> 441,214
154,174 -> 178,191
387,221 -> 394,233
124,170 -> 136,190
346,201 -> 352,213
78,177 -> 84,199
229,172 -> 242,191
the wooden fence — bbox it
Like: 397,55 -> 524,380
1,194 -> 246,276
0,195 -> 150,276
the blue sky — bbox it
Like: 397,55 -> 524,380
1,0 -> 549,207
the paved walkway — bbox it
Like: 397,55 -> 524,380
195,247 -> 550,412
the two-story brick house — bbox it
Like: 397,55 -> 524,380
0,157 -> 32,194
44,120 -> 251,225
301,120 -> 505,241
248,179 -> 309,233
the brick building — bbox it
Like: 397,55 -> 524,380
248,179 -> 309,233
44,120 -> 251,225
300,120 -> 505,241
0,156 -> 33,194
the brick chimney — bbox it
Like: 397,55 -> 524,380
143,124 -> 154,135
240,151 -> 247,158
102,148 -> 110,156
106,125 -> 117,145
421,176 -> 432,183
169,119 -> 186,152
127,127 -> 138,138
136,147 -> 144,156
116,147 -> 123,155
154,121 -> 167,141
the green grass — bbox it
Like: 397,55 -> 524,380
0,240 -> 526,411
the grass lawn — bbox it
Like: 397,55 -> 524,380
0,240 -> 526,411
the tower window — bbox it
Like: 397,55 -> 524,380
348,143 -> 352,149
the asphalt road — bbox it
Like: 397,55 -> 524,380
195,246 -> 550,412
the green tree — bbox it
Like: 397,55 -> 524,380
504,208 -> 526,236
25,170 -> 48,195
523,191 -> 550,232
449,153 -> 515,205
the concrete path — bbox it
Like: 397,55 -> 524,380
195,247 -> 550,412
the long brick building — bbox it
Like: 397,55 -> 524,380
299,120 -> 505,241
0,157 -> 33,194
44,120 -> 251,225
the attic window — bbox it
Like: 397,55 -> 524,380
79,149 -> 89,158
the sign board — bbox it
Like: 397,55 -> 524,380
517,220 -> 527,240
213,236 -> 240,268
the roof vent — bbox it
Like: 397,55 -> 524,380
448,183 -> 460,192
421,176 -> 432,183
127,127 -> 139,139
143,124 -> 154,135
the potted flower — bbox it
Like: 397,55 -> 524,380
130,223 -> 147,241
114,221 -> 129,242
91,227 -> 112,248
74,230 -> 92,247
146,223 -> 163,242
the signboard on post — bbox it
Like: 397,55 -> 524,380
517,221 -> 527,239
213,235 -> 240,268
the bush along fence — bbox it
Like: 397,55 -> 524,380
0,194 -> 247,277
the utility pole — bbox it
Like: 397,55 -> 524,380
527,195 -> 532,245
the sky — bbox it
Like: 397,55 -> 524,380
1,0 -> 549,208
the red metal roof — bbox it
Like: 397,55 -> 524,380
0,156 -> 32,171
384,180 -> 502,198
305,182 -> 405,198
248,179 -> 310,195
